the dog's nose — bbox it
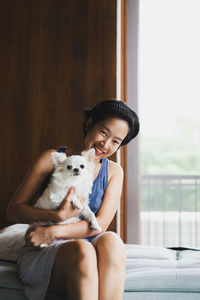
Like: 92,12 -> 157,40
73,168 -> 80,175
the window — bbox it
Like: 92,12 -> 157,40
139,0 -> 200,247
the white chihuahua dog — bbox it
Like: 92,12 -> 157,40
0,149 -> 101,254
34,148 -> 102,233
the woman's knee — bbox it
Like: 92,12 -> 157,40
74,239 -> 97,270
61,240 -> 97,278
95,232 -> 126,268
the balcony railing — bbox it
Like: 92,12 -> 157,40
141,175 -> 200,248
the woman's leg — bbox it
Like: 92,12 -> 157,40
93,232 -> 126,300
47,239 -> 98,300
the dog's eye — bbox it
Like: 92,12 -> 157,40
80,165 -> 85,169
67,165 -> 72,170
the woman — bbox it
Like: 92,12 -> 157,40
6,99 -> 139,300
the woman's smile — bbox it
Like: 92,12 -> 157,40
94,145 -> 104,156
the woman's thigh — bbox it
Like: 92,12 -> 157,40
48,239 -> 97,294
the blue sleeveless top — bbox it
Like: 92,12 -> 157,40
87,157 -> 108,241
88,157 -> 108,214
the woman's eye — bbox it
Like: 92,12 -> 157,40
80,164 -> 85,169
113,140 -> 120,145
67,165 -> 72,169
100,130 -> 106,136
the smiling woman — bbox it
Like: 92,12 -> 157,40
6,99 -> 139,300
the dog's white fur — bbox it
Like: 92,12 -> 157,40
34,148 -> 102,235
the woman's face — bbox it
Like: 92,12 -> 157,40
84,117 -> 129,161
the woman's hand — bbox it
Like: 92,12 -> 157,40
24,187 -> 87,248
56,187 -> 85,223
25,225 -> 55,249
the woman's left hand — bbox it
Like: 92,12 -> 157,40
25,225 -> 55,249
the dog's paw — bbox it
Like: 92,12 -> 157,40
90,222 -> 102,233
75,202 -> 83,210
71,198 -> 83,210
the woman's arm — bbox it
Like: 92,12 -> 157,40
26,161 -> 124,247
6,150 -> 79,224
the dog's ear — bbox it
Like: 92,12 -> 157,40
51,152 -> 67,166
81,148 -> 95,161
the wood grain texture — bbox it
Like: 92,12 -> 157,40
0,0 -> 117,229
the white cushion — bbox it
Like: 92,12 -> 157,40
125,244 -> 200,292
126,244 -> 176,260
0,224 -> 29,262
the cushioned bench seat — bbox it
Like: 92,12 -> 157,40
0,260 -> 26,300
125,245 -> 200,300
0,244 -> 200,300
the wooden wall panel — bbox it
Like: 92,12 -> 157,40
0,0 -> 117,229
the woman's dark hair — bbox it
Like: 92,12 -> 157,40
83,99 -> 140,146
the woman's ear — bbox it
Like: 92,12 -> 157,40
85,117 -> 93,135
